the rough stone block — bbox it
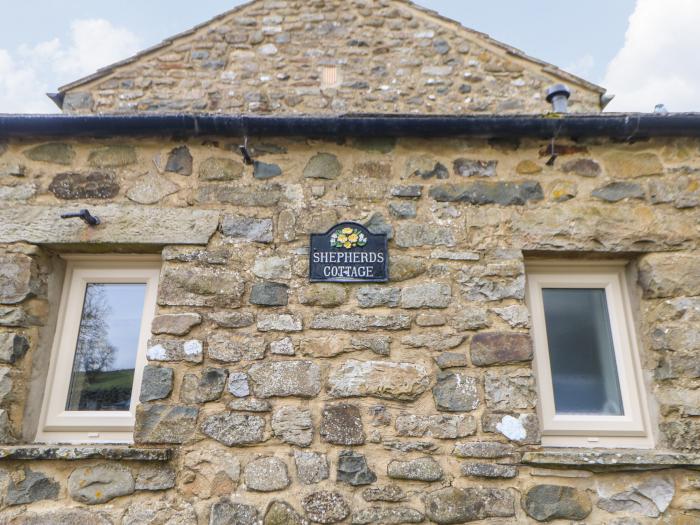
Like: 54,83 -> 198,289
395,222 -> 455,247
406,157 -> 448,179
485,370 -> 536,410
362,485 -> 406,503
349,335 -> 391,356
207,334 -> 265,363
126,173 -> 179,204
470,332 -> 533,366
200,412 -> 266,446
482,412 -> 540,444
356,286 -> 400,308
139,365 -> 174,402
210,499 -> 259,525
257,313 -> 303,332
23,143 -> 74,165
524,485 -> 592,521
244,456 -> 290,491
434,352 -> 469,369
151,313 -> 201,336
351,506 -> 424,524
328,359 -> 430,401
401,332 -> 464,351
146,339 -> 203,363
134,464 -> 176,491
0,254 -> 35,305
272,406 -> 313,446
252,256 -> 291,279
453,441 -> 516,459
5,468 -> 59,506
638,253 -> 700,298
68,464 -> 134,505
424,487 -> 515,523
433,371 -> 479,412
220,215 -> 273,243
387,457 -> 443,481
302,491 -> 350,524
249,281 -> 289,306
395,414 -> 476,439
199,183 -> 282,207
294,450 -> 329,484
461,462 -> 518,478
0,332 -> 29,363
299,284 -> 348,306
88,145 -> 136,167
180,367 -> 228,403
453,158 -> 497,177
264,501 -> 306,524
269,337 -> 294,355
562,158 -> 601,177
310,313 -> 411,331
157,265 -> 244,308
400,282 -> 451,308
337,450 -> 377,485
389,254 -> 426,282
165,146 -> 193,176
49,172 -> 119,199
429,181 -> 543,205
253,160 -> 282,180
602,151 -> 663,179
592,181 -> 645,202
135,404 -> 199,444
199,157 -> 243,181
248,360 -> 321,398
388,201 -> 417,219
390,185 -> 423,198
208,311 -> 255,329
320,403 -> 365,445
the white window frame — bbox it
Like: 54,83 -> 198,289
36,255 -> 160,444
526,261 -> 653,448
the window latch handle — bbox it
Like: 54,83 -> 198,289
60,209 -> 101,226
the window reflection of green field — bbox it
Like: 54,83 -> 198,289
69,369 -> 134,411
76,369 -> 134,391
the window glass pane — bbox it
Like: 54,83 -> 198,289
66,283 -> 146,411
542,288 -> 624,415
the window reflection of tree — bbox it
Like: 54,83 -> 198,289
66,284 -> 121,410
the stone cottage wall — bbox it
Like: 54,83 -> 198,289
0,134 -> 698,523
57,0 -> 604,115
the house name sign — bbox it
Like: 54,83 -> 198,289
309,222 -> 388,283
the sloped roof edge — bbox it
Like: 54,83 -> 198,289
55,0 -> 606,99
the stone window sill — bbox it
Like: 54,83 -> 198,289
522,449 -> 700,471
0,445 -> 172,461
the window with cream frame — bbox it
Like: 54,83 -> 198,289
36,256 -> 160,444
526,261 -> 653,448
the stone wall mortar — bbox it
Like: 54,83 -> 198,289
0,135 -> 698,522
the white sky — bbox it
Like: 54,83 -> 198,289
0,0 -> 698,113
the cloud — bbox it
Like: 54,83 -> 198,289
603,0 -> 700,112
0,19 -> 140,114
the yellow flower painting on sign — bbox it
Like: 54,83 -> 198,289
330,226 -> 367,249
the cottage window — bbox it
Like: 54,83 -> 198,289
526,262 -> 653,448
36,256 -> 160,444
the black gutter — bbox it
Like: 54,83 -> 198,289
1,113 -> 700,139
